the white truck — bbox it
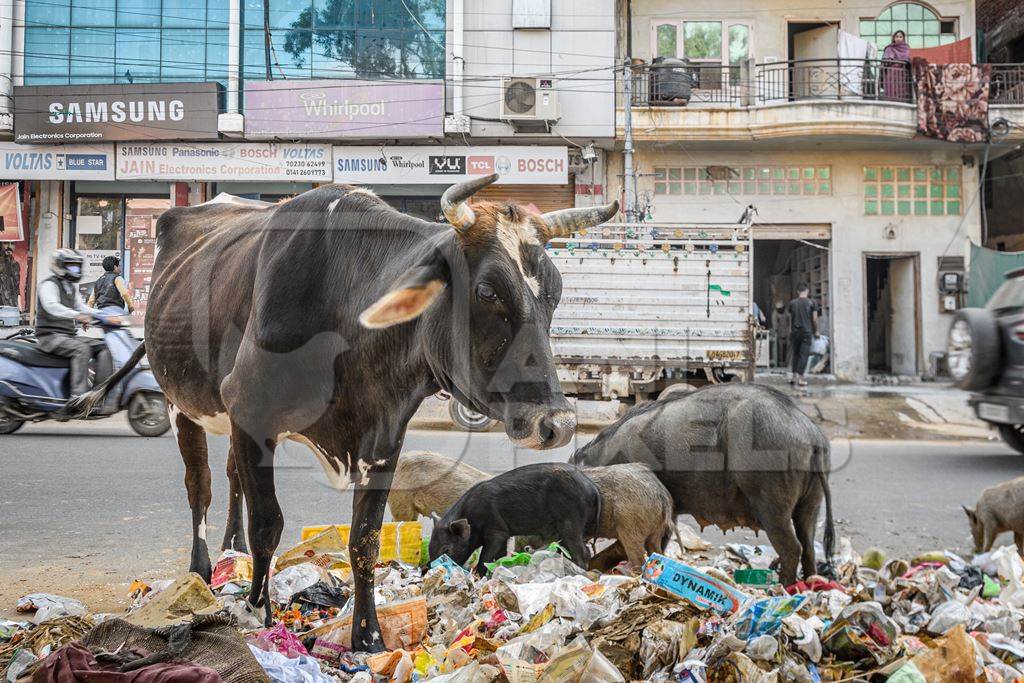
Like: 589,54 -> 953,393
446,222 -> 755,431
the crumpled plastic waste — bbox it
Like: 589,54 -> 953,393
251,621 -> 310,658
247,643 -> 337,683
271,564 -> 324,604
210,549 -> 253,590
821,601 -> 899,665
15,594 -> 87,625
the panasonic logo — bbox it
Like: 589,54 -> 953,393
47,100 -> 186,125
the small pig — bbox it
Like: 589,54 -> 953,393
964,477 -> 1024,554
521,464 -> 678,570
387,451 -> 490,522
428,462 -> 601,574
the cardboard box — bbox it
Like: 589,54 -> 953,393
641,553 -> 747,615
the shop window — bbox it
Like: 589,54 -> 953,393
245,0 -> 446,81
862,165 -> 961,216
859,3 -> 957,50
653,166 -> 831,196
24,0 -> 231,85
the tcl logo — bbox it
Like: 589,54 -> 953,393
467,156 -> 494,174
518,158 -> 564,173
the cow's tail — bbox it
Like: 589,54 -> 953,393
816,442 -> 837,576
65,341 -> 147,417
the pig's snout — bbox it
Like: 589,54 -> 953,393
508,409 -> 576,449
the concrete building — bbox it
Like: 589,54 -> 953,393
0,0 -> 616,328
612,0 -> 1024,380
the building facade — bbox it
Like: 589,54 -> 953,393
0,0 -> 616,327
612,0 -> 1024,380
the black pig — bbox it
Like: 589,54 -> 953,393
428,462 -> 601,573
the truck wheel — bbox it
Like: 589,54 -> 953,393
448,400 -> 495,432
999,424 -> 1024,455
0,414 -> 23,435
947,308 -> 1001,391
128,392 -> 171,437
659,383 -> 695,401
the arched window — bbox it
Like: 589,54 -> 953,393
860,2 -> 957,49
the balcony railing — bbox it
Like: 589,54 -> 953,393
628,61 -> 1024,107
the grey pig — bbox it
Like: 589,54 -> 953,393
572,383 -> 835,585
964,477 -> 1024,554
387,451 -> 490,522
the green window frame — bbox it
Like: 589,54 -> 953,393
653,166 -> 832,196
862,165 -> 962,216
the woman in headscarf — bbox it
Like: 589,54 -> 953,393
881,30 -> 912,101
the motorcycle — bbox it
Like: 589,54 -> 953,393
0,315 -> 170,436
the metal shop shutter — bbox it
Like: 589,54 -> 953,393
474,183 -> 575,214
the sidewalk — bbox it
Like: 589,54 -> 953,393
408,379 -> 995,443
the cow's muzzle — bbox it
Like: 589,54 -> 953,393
507,408 -> 577,450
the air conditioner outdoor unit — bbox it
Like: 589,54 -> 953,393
501,77 -> 559,121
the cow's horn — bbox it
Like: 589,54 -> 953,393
441,173 -> 499,231
540,201 -> 620,240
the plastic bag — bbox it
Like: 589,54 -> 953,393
270,564 -> 323,604
745,634 -> 779,662
821,601 -> 899,665
247,643 -> 335,683
15,594 -> 88,625
250,621 -> 309,658
887,625 -> 976,682
926,600 -> 971,635
290,581 -> 349,609
736,595 -> 807,639
782,615 -> 822,663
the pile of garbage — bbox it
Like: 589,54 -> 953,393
6,522 -> 1024,682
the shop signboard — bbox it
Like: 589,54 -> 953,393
0,142 -> 114,181
245,80 -> 443,139
332,146 -> 568,185
14,83 -> 221,143
116,142 -> 332,181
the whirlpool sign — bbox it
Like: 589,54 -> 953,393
14,83 -> 221,143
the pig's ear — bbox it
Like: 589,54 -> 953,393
449,518 -> 471,539
963,506 -> 977,522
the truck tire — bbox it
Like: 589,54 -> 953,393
947,308 -> 1001,391
448,400 -> 495,432
998,424 -> 1024,455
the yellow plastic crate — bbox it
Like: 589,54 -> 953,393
300,522 -> 422,565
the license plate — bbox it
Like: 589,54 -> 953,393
979,402 -> 1012,423
708,350 -> 743,360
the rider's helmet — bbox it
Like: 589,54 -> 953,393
51,248 -> 85,282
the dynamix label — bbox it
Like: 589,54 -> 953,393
642,554 -> 747,614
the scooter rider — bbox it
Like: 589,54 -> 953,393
35,249 -> 121,399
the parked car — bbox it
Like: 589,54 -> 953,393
947,267 -> 1024,453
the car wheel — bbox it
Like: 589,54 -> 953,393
998,424 -> 1024,454
128,392 -> 171,437
448,399 -> 495,432
947,308 -> 1001,391
0,413 -> 24,435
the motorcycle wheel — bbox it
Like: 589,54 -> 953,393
128,391 -> 171,437
0,413 -> 24,435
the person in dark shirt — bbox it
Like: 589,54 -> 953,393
787,282 -> 819,386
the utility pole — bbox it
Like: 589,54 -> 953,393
263,0 -> 273,80
622,58 -> 636,222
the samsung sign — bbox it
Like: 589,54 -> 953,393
14,83 -> 221,143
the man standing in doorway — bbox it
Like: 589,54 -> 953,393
788,282 -> 819,387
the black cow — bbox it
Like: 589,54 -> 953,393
75,175 -> 617,652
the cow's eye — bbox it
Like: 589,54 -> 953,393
476,282 -> 498,303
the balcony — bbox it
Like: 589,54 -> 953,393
621,60 -> 1024,144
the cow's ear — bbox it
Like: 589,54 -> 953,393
359,254 -> 447,329
963,506 -> 977,523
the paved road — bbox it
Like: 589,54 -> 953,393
0,419 -> 1020,615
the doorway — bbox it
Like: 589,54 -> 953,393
752,238 -> 831,373
864,254 -> 920,375
788,22 -> 838,99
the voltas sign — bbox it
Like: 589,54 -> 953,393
14,83 -> 221,143
333,146 -> 568,184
